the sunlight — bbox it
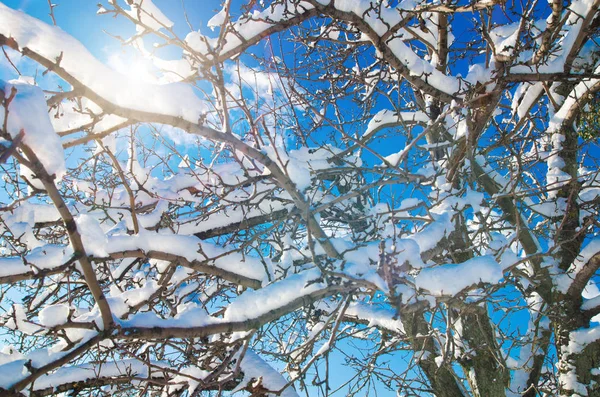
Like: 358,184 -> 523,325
107,52 -> 157,84
2,0 -> 600,396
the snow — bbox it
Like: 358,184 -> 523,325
0,360 -> 29,389
3,203 -> 60,226
1,202 -> 62,249
55,100 -> 127,139
106,230 -> 267,283
152,56 -> 196,84
345,302 -> 404,333
582,294 -> 600,311
169,366 -> 210,394
224,269 -> 325,322
529,200 -> 565,217
546,136 -> 575,198
386,37 -> 461,95
364,109 -> 429,139
408,212 -> 454,253
176,202 -> 291,237
489,22 -> 520,59
197,0 -> 461,97
121,302 -> 213,328
2,2 -> 599,396
398,198 -> 423,211
465,63 -> 492,85
512,82 -> 544,119
262,145 -> 337,192
555,238 -> 600,293
75,214 -> 109,257
33,359 -> 161,391
415,256 -> 503,296
4,304 -> 41,335
548,67 -> 600,133
559,364 -> 589,397
511,0 -> 597,75
184,31 -> 218,55
583,280 -> 600,300
0,3 -> 206,124
125,0 -> 173,31
136,199 -> 169,229
38,304 -> 70,328
0,244 -> 71,279
235,349 -> 299,397
107,280 -> 158,318
202,2 -> 316,57
0,79 -> 65,184
207,7 -> 227,30
566,325 -> 600,354
394,239 -> 426,269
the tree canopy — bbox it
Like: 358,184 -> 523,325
0,0 -> 600,396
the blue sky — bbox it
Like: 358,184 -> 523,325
1,0 -> 223,72
0,1 -> 563,395
0,2 -> 413,394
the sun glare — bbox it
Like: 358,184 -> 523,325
107,53 -> 157,84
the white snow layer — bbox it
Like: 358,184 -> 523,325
125,0 -> 173,31
224,269 -> 325,322
191,0 -> 461,96
106,230 -> 267,283
555,238 -> 600,293
416,256 -> 503,296
0,79 -> 65,181
0,244 -> 71,279
0,3 -> 206,124
235,349 -> 300,397
38,304 -> 70,328
33,359 -> 160,391
345,302 -> 405,333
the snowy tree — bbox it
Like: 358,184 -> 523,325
0,0 -> 599,395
